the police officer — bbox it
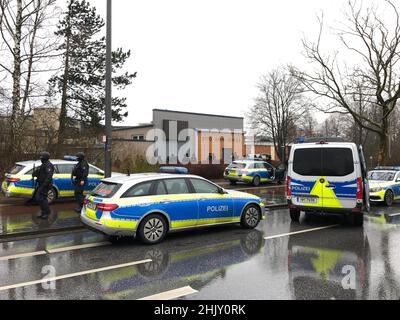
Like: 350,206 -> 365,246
72,152 -> 89,213
32,152 -> 55,219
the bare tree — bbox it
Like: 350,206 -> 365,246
292,0 -> 400,165
296,107 -> 319,137
0,0 -> 58,160
249,67 -> 306,162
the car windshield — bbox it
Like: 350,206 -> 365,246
91,182 -> 121,198
8,165 -> 25,175
368,171 -> 396,182
228,162 -> 246,169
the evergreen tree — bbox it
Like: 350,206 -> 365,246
49,0 -> 136,146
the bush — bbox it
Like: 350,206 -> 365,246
117,155 -> 160,174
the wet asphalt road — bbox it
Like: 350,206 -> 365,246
0,202 -> 400,300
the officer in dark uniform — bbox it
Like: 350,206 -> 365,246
32,152 -> 55,219
71,152 -> 89,213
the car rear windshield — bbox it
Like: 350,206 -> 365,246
91,182 -> 121,198
293,148 -> 354,177
8,165 -> 25,175
228,163 -> 246,169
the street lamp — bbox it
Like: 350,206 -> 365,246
105,0 -> 112,178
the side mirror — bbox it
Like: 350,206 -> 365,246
218,188 -> 227,195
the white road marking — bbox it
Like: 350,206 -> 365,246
0,251 -> 47,262
264,225 -> 339,240
46,242 -> 111,254
0,242 -> 111,262
0,259 -> 152,292
138,286 -> 198,301
389,213 -> 400,217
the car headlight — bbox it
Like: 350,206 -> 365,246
370,187 -> 383,193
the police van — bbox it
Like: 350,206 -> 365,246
287,141 -> 369,226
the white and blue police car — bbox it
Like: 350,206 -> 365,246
81,173 -> 265,245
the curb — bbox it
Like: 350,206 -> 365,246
0,226 -> 86,243
265,203 -> 289,210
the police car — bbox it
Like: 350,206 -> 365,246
1,157 -> 107,204
223,160 -> 285,187
80,173 -> 265,244
368,167 -> 400,206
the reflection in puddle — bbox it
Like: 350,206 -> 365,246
287,227 -> 370,300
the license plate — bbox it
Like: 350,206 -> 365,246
296,196 -> 318,204
87,202 -> 97,211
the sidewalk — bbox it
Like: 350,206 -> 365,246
0,201 -> 84,240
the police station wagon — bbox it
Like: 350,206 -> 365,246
81,173 -> 265,244
1,158 -> 106,204
224,160 -> 285,187
368,167 -> 400,206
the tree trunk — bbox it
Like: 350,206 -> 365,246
57,2 -> 73,156
9,0 -> 23,160
378,116 -> 389,166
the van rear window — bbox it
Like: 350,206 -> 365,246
293,149 -> 322,176
323,148 -> 354,176
293,148 -> 354,177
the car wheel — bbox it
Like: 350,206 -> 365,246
47,187 -> 57,205
384,190 -> 394,207
138,248 -> 170,277
138,214 -> 168,245
240,230 -> 264,256
290,209 -> 301,222
252,176 -> 261,187
241,205 -> 261,229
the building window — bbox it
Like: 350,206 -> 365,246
132,135 -> 145,141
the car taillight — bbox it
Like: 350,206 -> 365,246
357,177 -> 363,201
287,176 -> 292,197
97,203 -> 119,212
7,177 -> 21,183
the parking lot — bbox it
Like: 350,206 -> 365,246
0,185 -> 399,300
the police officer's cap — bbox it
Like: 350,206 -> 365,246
40,152 -> 51,161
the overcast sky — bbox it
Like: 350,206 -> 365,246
85,0 -> 362,126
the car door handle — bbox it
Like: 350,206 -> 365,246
326,185 -> 336,189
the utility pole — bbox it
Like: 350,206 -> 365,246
105,0 -> 112,177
